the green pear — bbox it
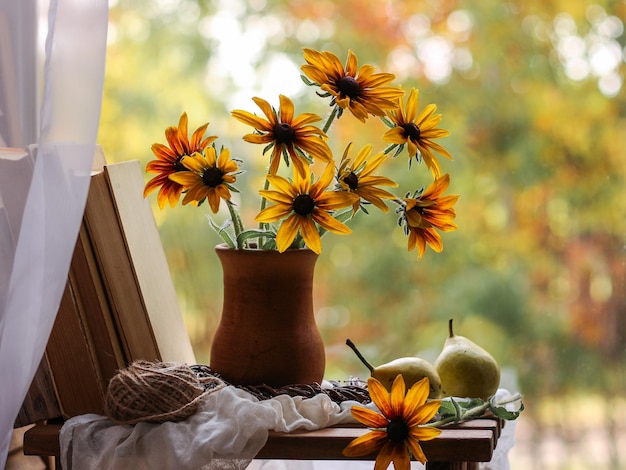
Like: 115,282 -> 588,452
346,339 -> 442,399
434,319 -> 500,400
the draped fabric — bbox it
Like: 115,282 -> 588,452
0,0 -> 108,466
59,386 -> 517,470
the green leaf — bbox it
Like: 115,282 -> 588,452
437,400 -> 458,418
224,183 -> 240,193
262,142 -> 274,155
235,229 -> 276,249
236,229 -> 276,247
379,116 -> 395,128
392,144 -> 404,158
207,216 -> 236,248
462,398 -> 486,409
261,238 -> 277,250
289,234 -> 306,249
490,401 -> 525,421
300,74 -> 315,86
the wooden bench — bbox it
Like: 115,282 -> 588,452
24,417 -> 502,469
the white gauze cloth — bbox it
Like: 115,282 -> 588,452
60,386 -> 517,470
60,385 -> 360,470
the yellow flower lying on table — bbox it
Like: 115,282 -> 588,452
343,375 -> 441,467
344,374 -> 526,469
144,48 -> 458,258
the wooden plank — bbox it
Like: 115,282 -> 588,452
23,423 -> 62,457
24,422 -> 497,463
422,429 -> 494,462
426,463 -> 478,470
256,423 -> 496,462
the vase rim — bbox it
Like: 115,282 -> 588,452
214,243 -> 317,256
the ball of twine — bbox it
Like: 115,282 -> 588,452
105,360 -> 224,425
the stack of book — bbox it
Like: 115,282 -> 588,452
15,152 -> 195,427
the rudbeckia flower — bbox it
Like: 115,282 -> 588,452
383,88 -> 452,178
168,146 -> 240,213
336,143 -> 398,213
255,163 -> 359,254
343,375 -> 442,468
144,112 -> 217,209
400,174 -> 459,258
301,48 -> 404,122
231,94 -> 332,177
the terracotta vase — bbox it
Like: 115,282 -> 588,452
209,244 -> 325,387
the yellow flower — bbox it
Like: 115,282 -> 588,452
231,94 -> 332,177
343,375 -> 442,468
255,163 -> 359,254
301,48 -> 404,122
400,174 -> 459,258
144,112 -> 217,209
168,146 -> 240,213
383,88 -> 452,178
337,143 -> 398,213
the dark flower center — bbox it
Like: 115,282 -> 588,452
173,156 -> 190,172
336,76 -> 360,98
202,166 -> 224,187
411,204 -> 425,216
273,122 -> 296,143
402,122 -> 421,141
293,194 -> 315,215
387,419 -> 410,443
343,172 -> 359,190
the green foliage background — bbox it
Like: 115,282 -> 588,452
100,0 -> 625,464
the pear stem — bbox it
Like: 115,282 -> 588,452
448,318 -> 455,338
346,339 -> 374,373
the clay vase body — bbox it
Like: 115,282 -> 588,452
209,244 -> 325,387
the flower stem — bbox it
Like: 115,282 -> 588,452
424,393 -> 524,428
257,176 -> 271,247
226,200 -> 245,248
322,105 -> 339,134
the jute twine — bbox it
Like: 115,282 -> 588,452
105,360 -> 225,425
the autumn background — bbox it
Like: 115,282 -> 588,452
100,0 -> 626,468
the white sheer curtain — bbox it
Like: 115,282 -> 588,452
0,0 -> 108,466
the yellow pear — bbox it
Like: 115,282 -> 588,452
434,319 -> 500,400
346,339 -> 442,399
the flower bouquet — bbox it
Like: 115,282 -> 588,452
144,48 -> 459,259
